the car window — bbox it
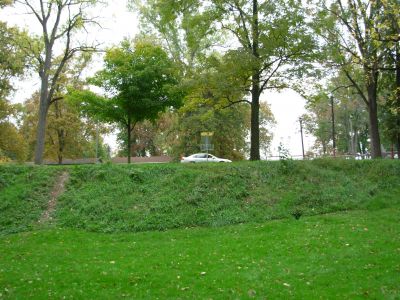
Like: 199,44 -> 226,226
207,155 -> 213,158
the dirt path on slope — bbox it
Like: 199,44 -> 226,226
38,171 -> 69,224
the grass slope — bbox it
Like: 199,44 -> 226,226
0,208 -> 399,299
1,160 -> 399,235
54,159 -> 400,233
0,165 -> 59,235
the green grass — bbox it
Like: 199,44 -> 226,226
1,160 -> 399,235
0,160 -> 399,298
0,207 -> 399,299
0,165 -> 60,235
54,159 -> 400,233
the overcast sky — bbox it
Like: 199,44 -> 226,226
1,1 -> 314,158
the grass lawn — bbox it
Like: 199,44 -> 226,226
1,207 -> 399,299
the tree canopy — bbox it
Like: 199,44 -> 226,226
69,39 -> 183,163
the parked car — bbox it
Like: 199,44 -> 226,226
180,153 -> 232,163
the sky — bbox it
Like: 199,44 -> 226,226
1,1 -> 315,158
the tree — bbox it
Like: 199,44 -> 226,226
20,92 -> 104,163
313,0 -> 400,158
0,22 -> 29,102
304,87 -> 369,156
379,1 -> 400,158
0,1 -> 31,162
165,52 -> 275,160
70,39 -> 183,163
132,0 -> 221,74
115,112 -> 176,157
134,0 -> 315,160
0,103 -> 27,162
12,0 -> 101,164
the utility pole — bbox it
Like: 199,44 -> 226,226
299,118 -> 305,159
330,95 -> 336,157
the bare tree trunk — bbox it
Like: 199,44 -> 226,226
34,78 -> 50,164
250,82 -> 260,160
250,0 -> 260,161
366,70 -> 382,158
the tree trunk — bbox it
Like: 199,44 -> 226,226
127,119 -> 132,164
34,79 -> 50,164
57,129 -> 65,165
55,101 -> 65,165
250,0 -> 260,161
34,37 -> 53,165
250,84 -> 260,160
366,70 -> 382,158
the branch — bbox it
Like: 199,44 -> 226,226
49,1 -> 64,45
260,58 -> 284,93
50,96 -> 64,104
231,1 -> 252,50
15,0 -> 43,24
130,121 -> 138,133
220,23 -> 252,50
343,69 -> 369,105
220,99 -> 250,109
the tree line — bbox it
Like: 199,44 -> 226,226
0,0 -> 399,163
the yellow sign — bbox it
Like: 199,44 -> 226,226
201,132 -> 214,137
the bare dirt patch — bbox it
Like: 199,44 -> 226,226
38,171 -> 69,224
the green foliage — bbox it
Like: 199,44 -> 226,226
311,0 -> 400,157
0,0 -> 12,8
303,71 -> 370,156
70,39 -> 183,159
89,38 -> 182,123
0,22 -> 30,101
134,0 -> 315,159
0,165 -> 59,235
0,208 -> 399,298
0,122 -> 27,162
20,92 -> 107,163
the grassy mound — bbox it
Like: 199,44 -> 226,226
0,165 -> 59,235
1,159 -> 399,235
55,159 -> 400,233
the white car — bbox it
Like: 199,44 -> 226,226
181,153 -> 232,163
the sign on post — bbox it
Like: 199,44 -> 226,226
200,132 -> 214,160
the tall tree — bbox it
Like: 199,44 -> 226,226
0,102 -> 27,162
304,87 -> 369,156
134,0 -> 315,160
0,22 -> 28,102
69,39 -> 183,163
21,92 -> 105,163
0,1 -> 32,162
379,0 -> 400,157
313,0 -> 399,158
13,0 -> 100,164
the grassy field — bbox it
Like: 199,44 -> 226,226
0,160 -> 399,299
1,208 -> 399,299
